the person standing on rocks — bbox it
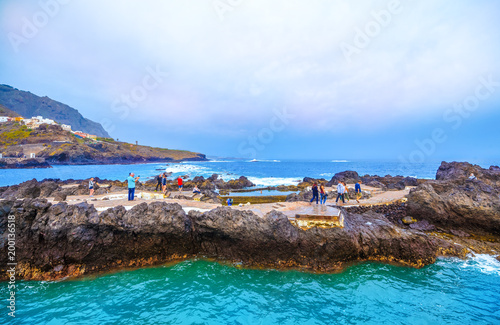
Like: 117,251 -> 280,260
127,173 -> 140,201
89,177 -> 98,197
177,176 -> 183,192
320,183 -> 327,204
162,173 -> 168,194
310,183 -> 319,204
343,181 -> 350,202
155,174 -> 162,192
336,181 -> 345,205
355,180 -> 362,203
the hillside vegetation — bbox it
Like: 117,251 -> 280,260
0,122 -> 206,164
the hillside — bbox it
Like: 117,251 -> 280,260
0,84 -> 110,137
0,122 -> 206,164
0,103 -> 20,117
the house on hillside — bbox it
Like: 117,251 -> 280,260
0,116 -> 9,123
31,116 -> 56,125
61,124 -> 72,131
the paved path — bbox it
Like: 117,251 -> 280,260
49,185 -> 412,218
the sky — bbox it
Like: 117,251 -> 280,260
1,0 -> 500,162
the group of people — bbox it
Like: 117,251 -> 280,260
310,180 -> 362,205
154,173 -> 186,194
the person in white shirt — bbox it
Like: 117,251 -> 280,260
336,181 -> 345,205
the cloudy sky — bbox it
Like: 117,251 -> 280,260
1,0 -> 499,162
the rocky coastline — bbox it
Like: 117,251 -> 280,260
1,161 -> 499,281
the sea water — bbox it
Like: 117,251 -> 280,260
1,159 -> 497,187
2,159 -> 500,324
2,257 -> 499,324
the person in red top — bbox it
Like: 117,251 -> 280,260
177,177 -> 183,192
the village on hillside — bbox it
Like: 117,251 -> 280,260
0,115 -> 98,139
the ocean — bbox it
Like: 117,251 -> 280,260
3,257 -> 500,324
1,159 -> 499,324
1,158 -> 497,187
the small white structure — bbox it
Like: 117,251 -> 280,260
30,116 -> 56,125
61,124 -> 72,131
0,116 -> 9,123
30,153 -> 36,158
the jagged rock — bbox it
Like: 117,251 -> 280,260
326,171 -> 360,186
53,192 -> 67,202
285,190 -> 312,202
407,168 -> 500,235
0,198 -> 466,281
409,220 -> 436,231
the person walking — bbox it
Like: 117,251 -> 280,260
335,181 -> 345,205
355,180 -> 362,203
162,173 -> 168,194
343,182 -> 350,202
155,174 -> 162,192
127,172 -> 140,201
320,183 -> 328,204
89,177 -> 98,197
177,176 -> 183,192
310,183 -> 319,204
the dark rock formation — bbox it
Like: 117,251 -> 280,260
326,171 -> 360,186
408,162 -> 500,236
0,199 -> 466,281
285,190 -> 312,202
0,158 -> 51,169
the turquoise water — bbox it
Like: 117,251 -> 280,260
3,159 -> 497,187
4,257 -> 500,324
1,159 -> 498,187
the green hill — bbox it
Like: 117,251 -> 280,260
0,122 -> 206,164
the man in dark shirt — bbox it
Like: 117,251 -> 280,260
355,180 -> 362,203
310,183 -> 319,204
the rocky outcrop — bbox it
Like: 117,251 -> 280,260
326,171 -> 360,186
0,199 -> 466,281
407,162 -> 500,236
436,161 -> 500,186
0,158 -> 51,169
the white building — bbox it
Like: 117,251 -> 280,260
31,116 -> 56,125
0,116 -> 9,123
61,124 -> 72,131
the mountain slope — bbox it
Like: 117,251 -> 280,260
0,84 -> 110,137
0,122 -> 206,164
0,103 -> 20,117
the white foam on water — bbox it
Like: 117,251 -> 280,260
247,159 -> 281,163
456,254 -> 500,276
247,177 -> 300,187
165,164 -> 212,175
331,160 -> 349,163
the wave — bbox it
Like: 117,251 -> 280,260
247,159 -> 281,163
246,177 -> 300,187
331,160 -> 349,163
207,160 -> 234,163
165,164 -> 212,175
440,254 -> 500,276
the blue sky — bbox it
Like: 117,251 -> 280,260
1,0 -> 499,162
